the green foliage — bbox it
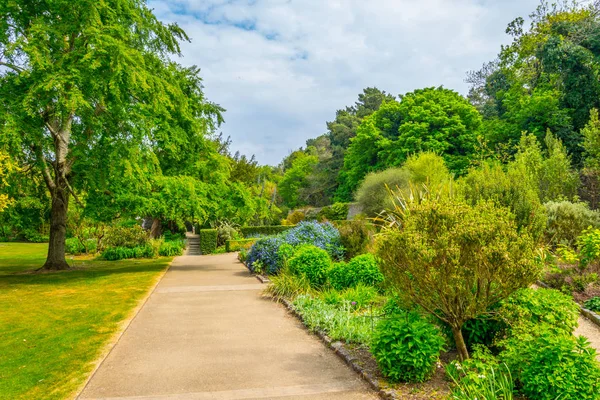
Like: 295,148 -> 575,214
104,225 -> 149,249
279,152 -> 319,208
578,228 -> 600,269
225,239 -> 256,253
583,108 -> 600,170
371,312 -> 445,383
584,297 -> 600,312
288,245 -> 332,288
318,202 -> 349,221
460,161 -> 547,242
292,294 -> 374,344
327,254 -> 383,291
376,199 -> 539,360
264,267 -> 312,300
545,201 -> 600,247
337,87 -> 481,198
65,237 -> 97,255
321,284 -> 380,309
502,329 -> 600,400
461,316 -> 504,350
355,168 -> 411,217
239,225 -> 294,238
216,223 -> 239,247
199,229 -> 218,255
276,243 -> 295,270
158,240 -> 185,257
446,346 -> 514,400
337,218 -> 373,259
102,245 -> 154,261
284,211 -> 305,225
498,288 -> 579,336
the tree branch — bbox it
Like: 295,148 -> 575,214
0,61 -> 24,73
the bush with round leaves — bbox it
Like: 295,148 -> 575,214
328,253 -> 384,290
545,201 -> 600,247
288,245 -> 332,288
371,312 -> 445,383
501,328 -> 600,400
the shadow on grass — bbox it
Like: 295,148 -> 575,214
0,259 -> 170,286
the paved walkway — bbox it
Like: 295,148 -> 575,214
79,253 -> 376,400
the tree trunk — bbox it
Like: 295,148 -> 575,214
42,183 -> 70,270
451,325 -> 469,361
150,218 -> 162,239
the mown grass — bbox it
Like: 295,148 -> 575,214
0,243 -> 171,399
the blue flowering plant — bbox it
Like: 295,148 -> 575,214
284,221 -> 345,260
246,236 -> 285,275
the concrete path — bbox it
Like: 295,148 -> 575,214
79,253 -> 377,400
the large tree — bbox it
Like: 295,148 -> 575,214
337,87 -> 482,199
376,198 -> 539,361
0,1 -> 223,269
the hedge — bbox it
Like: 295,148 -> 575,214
199,229 -> 218,254
240,225 -> 295,238
226,238 -> 256,252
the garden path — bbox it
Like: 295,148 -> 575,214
78,253 -> 377,400
575,316 -> 600,361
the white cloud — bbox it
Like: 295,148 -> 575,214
149,0 -> 541,165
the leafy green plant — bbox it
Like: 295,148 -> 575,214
371,312 -> 445,383
377,198 -> 539,360
104,225 -> 149,249
158,240 -> 185,256
216,223 -> 239,247
276,243 -> 295,271
584,296 -> 600,312
447,346 -> 514,400
498,288 -> 579,336
264,267 -> 312,300
461,315 -> 505,349
337,218 -> 373,259
545,201 -> 600,247
502,329 -> 600,400
578,228 -> 600,270
328,254 -> 383,290
555,244 -> 580,264
288,245 -> 332,288
321,285 -> 380,310
292,294 -> 373,344
199,229 -> 218,255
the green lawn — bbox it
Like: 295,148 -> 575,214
0,243 -> 171,399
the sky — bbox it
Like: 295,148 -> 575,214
149,0 -> 541,166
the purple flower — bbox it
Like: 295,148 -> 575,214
351,301 -> 357,305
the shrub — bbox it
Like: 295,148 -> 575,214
461,315 -> 505,350
284,221 -> 344,260
338,218 -> 373,260
264,267 -> 312,300
376,198 -> 539,360
284,211 -> 305,225
292,294 -> 373,344
216,223 -> 239,247
225,238 -> 255,253
371,312 -> 445,383
545,201 -> 600,247
65,237 -> 97,255
584,296 -> 600,312
288,245 -> 332,288
199,229 -> 217,255
356,168 -> 411,217
246,236 -> 285,274
101,245 -> 154,260
318,203 -> 349,221
158,240 -> 185,256
502,329 -> 600,400
497,288 -> 579,336
328,254 -> 383,290
276,243 -> 295,271
239,225 -> 294,237
578,228 -> 600,270
105,225 -> 148,248
446,346 -> 514,400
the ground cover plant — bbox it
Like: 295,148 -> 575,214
0,243 -> 171,400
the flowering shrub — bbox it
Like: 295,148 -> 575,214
284,221 -> 344,260
246,236 -> 285,274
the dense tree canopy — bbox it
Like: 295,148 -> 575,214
336,87 -> 481,200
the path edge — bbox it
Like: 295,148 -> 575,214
72,257 -> 174,400
278,298 -> 396,400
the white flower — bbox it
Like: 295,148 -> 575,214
478,374 -> 486,379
